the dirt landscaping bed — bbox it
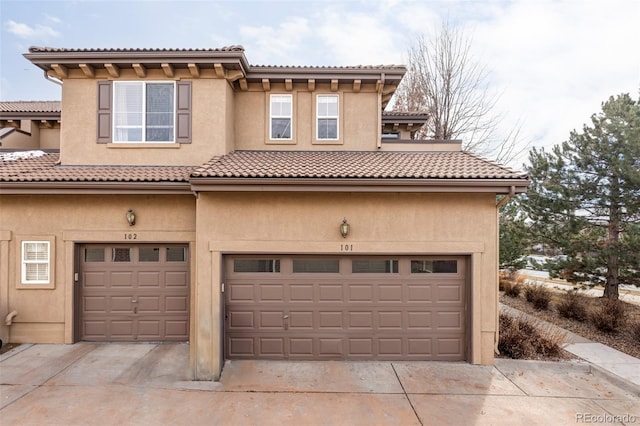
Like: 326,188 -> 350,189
500,287 -> 640,359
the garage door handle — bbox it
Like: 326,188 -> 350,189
282,315 -> 289,319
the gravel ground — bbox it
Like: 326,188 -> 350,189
500,290 -> 640,359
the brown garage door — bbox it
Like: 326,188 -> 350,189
225,256 -> 466,360
79,244 -> 189,341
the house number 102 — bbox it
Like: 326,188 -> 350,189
341,244 -> 353,252
124,233 -> 137,240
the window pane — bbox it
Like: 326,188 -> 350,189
25,263 -> 48,281
234,259 -> 280,273
85,248 -> 105,262
352,260 -> 398,273
112,248 -> 131,262
146,83 -> 174,142
166,247 -> 186,262
24,242 -> 48,261
411,260 -> 458,273
114,82 -> 143,142
271,118 -> 291,139
139,247 -> 160,262
318,118 -> 337,139
293,259 -> 339,273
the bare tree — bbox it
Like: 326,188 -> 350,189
393,22 -> 529,165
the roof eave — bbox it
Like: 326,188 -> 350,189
0,181 -> 192,195
189,177 -> 530,193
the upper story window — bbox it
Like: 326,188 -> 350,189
270,94 -> 292,140
113,81 -> 175,143
97,80 -> 191,144
317,95 -> 339,140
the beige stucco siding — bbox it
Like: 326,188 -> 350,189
234,84 -> 379,151
193,191 -> 498,379
59,69 -> 233,166
0,194 -> 196,344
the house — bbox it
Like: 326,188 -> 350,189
0,101 -> 61,151
0,46 -> 529,380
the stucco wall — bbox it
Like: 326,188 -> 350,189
58,69 -> 233,166
0,194 -> 196,344
234,83 -> 379,151
193,191 -> 499,379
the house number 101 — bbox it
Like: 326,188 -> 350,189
341,244 -> 353,252
124,233 -> 137,240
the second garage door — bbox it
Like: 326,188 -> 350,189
225,256 -> 467,361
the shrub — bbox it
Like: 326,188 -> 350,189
589,298 -> 626,333
524,285 -> 552,310
498,313 -> 564,359
631,320 -> 640,342
556,291 -> 588,321
503,281 -> 523,298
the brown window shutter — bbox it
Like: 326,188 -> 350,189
96,81 -> 112,143
176,81 -> 192,143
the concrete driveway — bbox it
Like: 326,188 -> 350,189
1,343 -> 639,425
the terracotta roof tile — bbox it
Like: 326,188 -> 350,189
28,46 -> 245,53
0,101 -> 61,113
192,151 -> 528,180
0,152 -> 193,183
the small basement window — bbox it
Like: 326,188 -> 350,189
234,259 -> 281,273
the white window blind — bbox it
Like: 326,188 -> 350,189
22,241 -> 50,283
317,95 -> 338,139
270,94 -> 292,139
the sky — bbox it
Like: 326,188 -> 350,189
1,0 -> 639,168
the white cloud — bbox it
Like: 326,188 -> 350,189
5,20 -> 60,40
239,17 -> 311,65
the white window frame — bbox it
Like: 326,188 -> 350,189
112,81 -> 176,143
316,94 -> 339,140
21,241 -> 50,284
270,94 -> 293,140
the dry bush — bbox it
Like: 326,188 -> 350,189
503,281 -> 522,298
524,285 -> 552,310
500,271 -> 525,298
589,298 -> 626,333
630,321 -> 640,341
498,313 -> 564,359
556,291 -> 588,322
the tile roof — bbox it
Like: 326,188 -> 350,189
28,46 -> 245,53
0,152 -> 193,183
192,151 -> 528,180
0,101 -> 61,113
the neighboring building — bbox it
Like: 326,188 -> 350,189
0,46 -> 529,380
0,101 -> 61,151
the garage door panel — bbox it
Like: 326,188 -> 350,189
80,244 -> 189,342
259,284 -> 284,302
229,284 -> 255,302
349,285 -> 373,302
165,271 -> 188,287
318,311 -> 344,328
111,297 -> 133,313
319,284 -> 343,301
290,284 -> 314,302
378,285 -> 402,302
289,311 -> 313,328
225,256 -> 465,361
319,338 -> 343,355
349,338 -> 373,355
260,338 -> 284,355
260,311 -> 285,328
165,296 -> 188,312
290,338 -> 314,356
84,272 -> 107,288
137,296 -> 160,313
228,337 -> 254,356
228,311 -> 255,329
407,285 -> 433,302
